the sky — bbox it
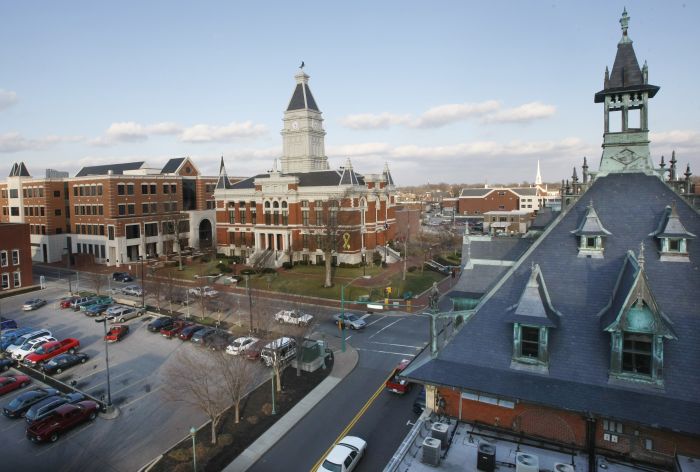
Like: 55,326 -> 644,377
1,1 -> 699,186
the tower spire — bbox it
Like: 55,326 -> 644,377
216,156 -> 233,190
619,7 -> 631,44
535,160 -> 542,186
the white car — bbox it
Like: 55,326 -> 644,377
188,286 -> 219,298
319,436 -> 367,472
226,336 -> 259,355
273,309 -> 314,326
11,336 -> 57,361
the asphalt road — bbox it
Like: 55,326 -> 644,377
248,312 -> 430,472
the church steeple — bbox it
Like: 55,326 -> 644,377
216,156 -> 233,190
535,160 -> 542,186
594,9 -> 660,177
280,67 -> 329,174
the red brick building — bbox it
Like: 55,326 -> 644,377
0,223 -> 32,291
215,70 -> 398,267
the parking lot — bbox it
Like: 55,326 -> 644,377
0,281 -> 273,472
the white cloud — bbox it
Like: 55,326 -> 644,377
0,89 -> 18,111
339,112 -> 412,130
482,101 -> 556,124
148,122 -> 182,135
0,132 -> 83,153
180,121 -> 267,143
339,100 -> 554,130
327,142 -> 392,157
91,121 -> 183,146
650,129 -> 700,147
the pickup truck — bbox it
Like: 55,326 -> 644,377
23,339 -> 80,368
273,309 -> 314,326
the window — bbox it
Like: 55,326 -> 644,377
90,185 -> 96,196
40,207 -> 44,216
117,184 -> 125,196
302,210 -> 309,226
163,184 -> 169,194
603,419 -> 623,434
127,184 -> 134,195
668,239 -> 680,251
99,225 -> 105,236
13,271 -> 20,288
11,249 -> 19,265
141,184 -> 148,194
125,224 -> 140,239
170,184 -> 176,194
98,205 -> 104,215
315,209 -> 323,226
622,333 -> 652,375
239,209 -> 246,225
142,203 -> 150,214
118,204 -> 126,216
302,234 -> 309,248
55,209 -> 61,216
127,204 -> 135,215
73,186 -> 78,197
9,189 -> 18,198
150,184 -> 156,194
229,210 -> 235,224
145,223 -> 158,237
0,251 -> 7,267
10,207 -> 19,216
77,243 -> 82,253
100,245 -> 106,259
513,323 -> 548,365
301,200 -> 309,207
79,186 -> 84,196
108,226 -> 115,241
1,189 -> 5,198
97,185 -> 103,196
520,326 -> 540,358
1,273 -> 8,289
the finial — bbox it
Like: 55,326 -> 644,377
685,163 -> 692,179
671,150 -> 677,164
638,241 -> 645,269
572,166 -> 579,182
582,156 -> 588,168
604,67 -> 610,88
620,8 -> 630,38
659,155 -> 665,168
642,60 -> 648,84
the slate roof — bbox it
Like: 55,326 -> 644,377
572,202 -> 612,236
511,187 -> 539,196
531,208 -> 559,230
651,204 -> 696,239
460,188 -> 493,197
466,238 -> 532,262
406,173 -> 700,435
287,83 -> 319,111
8,162 -> 30,177
75,161 -> 145,177
227,170 -> 367,191
216,157 -> 234,190
161,157 -> 186,174
451,265 -> 511,298
504,264 -> 560,328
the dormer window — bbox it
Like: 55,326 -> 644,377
650,203 -> 694,262
572,201 -> 611,258
513,324 -> 548,364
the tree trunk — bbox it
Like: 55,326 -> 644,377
276,368 -> 282,392
234,403 -> 240,424
210,416 -> 218,444
323,252 -> 333,287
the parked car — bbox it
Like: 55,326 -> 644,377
260,337 -> 297,367
0,317 -> 18,330
273,309 -> 314,326
1,327 -> 36,351
85,303 -> 111,317
385,359 -> 412,394
190,327 -> 216,344
147,317 -> 174,333
0,359 -> 13,372
26,400 -> 99,443
332,312 -> 367,330
23,338 -> 80,367
71,296 -> 99,311
161,320 -> 191,339
0,375 -> 31,395
104,325 -> 129,343
40,352 -> 89,375
80,296 -> 113,312
205,331 -> 234,351
111,272 -> 134,282
178,324 -> 204,340
226,336 -> 259,355
188,286 -> 218,298
121,285 -> 144,297
3,388 -> 60,418
245,339 -> 267,360
59,297 -> 79,309
105,306 -> 144,323
11,336 -> 57,361
25,393 -> 86,424
319,436 -> 367,472
22,299 -> 47,311
5,329 -> 52,355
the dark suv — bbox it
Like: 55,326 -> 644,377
147,317 -> 174,333
3,388 -> 59,418
111,272 -> 134,282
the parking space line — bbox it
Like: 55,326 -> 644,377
119,385 -> 163,409
2,420 -> 26,433
370,341 -> 424,349
356,347 -> 416,357
110,376 -> 148,397
368,318 -> 403,339
34,421 -> 96,456
85,370 -> 132,392
366,315 -> 387,327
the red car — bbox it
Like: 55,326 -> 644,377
0,375 -> 31,395
386,359 -> 413,394
104,325 -> 129,343
245,340 -> 267,360
59,297 -> 79,309
23,339 -> 80,367
26,400 -> 99,443
161,320 -> 191,339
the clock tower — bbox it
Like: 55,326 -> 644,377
280,68 -> 329,173
594,9 -> 660,177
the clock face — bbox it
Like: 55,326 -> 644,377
292,121 -> 299,130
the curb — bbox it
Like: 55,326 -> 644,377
223,345 -> 360,472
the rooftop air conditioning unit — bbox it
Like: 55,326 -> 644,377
515,452 -> 539,472
477,442 -> 496,472
431,422 -> 449,448
421,437 -> 441,466
554,463 -> 575,472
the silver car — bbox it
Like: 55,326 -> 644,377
105,305 -> 144,323
22,299 -> 47,311
332,313 -> 367,330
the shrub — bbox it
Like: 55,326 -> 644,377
261,267 -> 276,274
282,262 -> 293,270
408,266 -> 418,272
201,256 -> 210,263
372,252 -> 383,265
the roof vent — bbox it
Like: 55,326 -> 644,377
515,452 -> 539,472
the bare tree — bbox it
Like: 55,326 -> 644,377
413,228 -> 441,272
317,197 -> 347,288
86,272 -> 105,296
164,214 -> 190,271
162,269 -> 178,315
145,276 -> 164,312
218,352 -> 257,424
163,350 -> 229,444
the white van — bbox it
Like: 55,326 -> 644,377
5,329 -> 53,355
11,336 -> 57,361
260,337 -> 297,367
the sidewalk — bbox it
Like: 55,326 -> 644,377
223,342 -> 359,472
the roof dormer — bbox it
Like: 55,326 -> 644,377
571,201 -> 611,258
650,202 -> 695,262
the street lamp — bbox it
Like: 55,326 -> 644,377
245,274 -> 253,333
97,318 -> 113,410
138,255 -> 145,308
340,275 -> 371,352
190,426 -> 197,471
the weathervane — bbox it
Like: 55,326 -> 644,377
299,61 -> 305,70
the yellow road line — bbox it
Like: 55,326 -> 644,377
310,371 -> 394,472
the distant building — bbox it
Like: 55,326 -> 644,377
483,210 -> 531,235
403,10 -> 700,469
0,223 -> 32,291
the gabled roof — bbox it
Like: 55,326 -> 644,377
405,173 -> 700,435
8,162 -> 30,177
650,203 -> 696,239
460,188 -> 493,198
571,201 -> 611,237
161,157 -> 187,174
504,264 -> 560,328
216,156 -> 234,190
339,159 -> 360,186
510,187 -> 539,196
75,161 -> 145,177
